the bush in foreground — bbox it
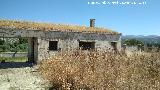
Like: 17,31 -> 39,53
38,50 -> 160,90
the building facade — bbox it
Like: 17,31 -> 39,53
0,19 -> 121,63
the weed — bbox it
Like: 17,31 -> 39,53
38,50 -> 160,89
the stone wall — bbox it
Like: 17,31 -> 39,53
37,35 -> 121,60
0,52 -> 27,58
0,29 -> 121,62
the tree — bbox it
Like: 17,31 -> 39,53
19,37 -> 27,44
0,38 -> 28,52
124,39 -> 144,46
0,39 -> 4,45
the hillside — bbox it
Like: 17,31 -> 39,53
122,35 -> 160,44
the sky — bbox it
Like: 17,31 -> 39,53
0,0 -> 159,35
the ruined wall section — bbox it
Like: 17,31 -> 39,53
0,29 -> 121,61
0,29 -> 121,41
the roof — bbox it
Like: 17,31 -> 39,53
0,20 -> 120,34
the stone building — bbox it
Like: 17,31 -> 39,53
0,19 -> 121,63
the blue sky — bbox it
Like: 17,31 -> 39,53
0,0 -> 159,35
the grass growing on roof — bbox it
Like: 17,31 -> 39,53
0,19 -> 119,34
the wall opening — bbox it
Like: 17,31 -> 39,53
49,41 -> 58,51
0,37 -> 28,63
111,42 -> 117,51
79,41 -> 95,50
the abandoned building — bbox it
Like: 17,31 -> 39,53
0,19 -> 121,63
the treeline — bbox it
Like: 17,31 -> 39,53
0,38 -> 28,52
123,39 -> 160,47
123,39 -> 144,46
123,39 -> 160,52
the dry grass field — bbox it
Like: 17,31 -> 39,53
38,49 -> 160,90
0,49 -> 159,90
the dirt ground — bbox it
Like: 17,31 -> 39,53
0,64 -> 50,90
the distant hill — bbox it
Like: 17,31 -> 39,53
122,35 -> 160,44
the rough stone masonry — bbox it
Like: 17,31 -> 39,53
0,19 -> 121,63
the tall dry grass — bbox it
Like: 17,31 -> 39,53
38,49 -> 160,90
0,20 -> 118,34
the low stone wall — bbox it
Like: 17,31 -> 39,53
0,52 -> 28,58
126,46 -> 139,52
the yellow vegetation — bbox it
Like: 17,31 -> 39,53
38,49 -> 160,89
0,20 -> 119,34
